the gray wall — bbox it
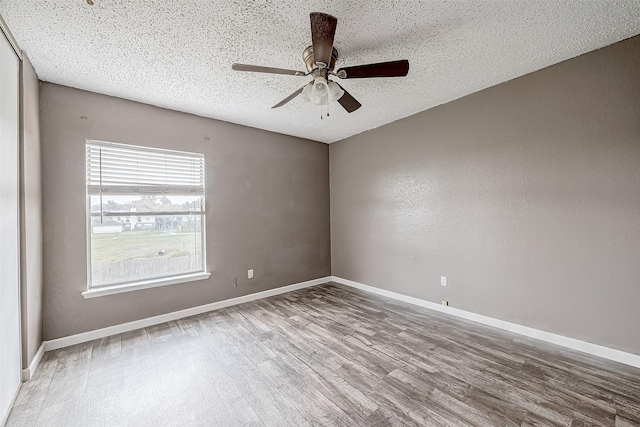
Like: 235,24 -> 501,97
19,55 -> 43,367
40,84 -> 330,340
330,36 -> 640,355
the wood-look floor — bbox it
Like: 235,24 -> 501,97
6,283 -> 640,427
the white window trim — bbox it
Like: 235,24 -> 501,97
82,272 -> 211,299
85,139 -> 208,293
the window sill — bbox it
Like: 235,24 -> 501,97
82,272 -> 211,299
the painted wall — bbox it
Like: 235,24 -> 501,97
40,84 -> 330,340
330,36 -> 640,355
19,55 -> 43,367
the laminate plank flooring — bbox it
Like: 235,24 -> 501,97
6,283 -> 640,427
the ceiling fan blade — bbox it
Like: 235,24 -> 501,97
310,12 -> 337,68
272,86 -> 306,109
335,83 -> 361,113
232,63 -> 306,76
336,60 -> 409,79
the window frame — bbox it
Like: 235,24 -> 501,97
83,139 -> 209,298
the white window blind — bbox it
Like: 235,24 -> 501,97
87,140 -> 205,196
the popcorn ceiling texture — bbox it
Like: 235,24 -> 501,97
1,0 -> 639,143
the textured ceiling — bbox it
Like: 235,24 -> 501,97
1,1 -> 639,143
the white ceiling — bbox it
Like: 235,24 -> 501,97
1,1 -> 639,143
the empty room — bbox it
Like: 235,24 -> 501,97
1,1 -> 639,426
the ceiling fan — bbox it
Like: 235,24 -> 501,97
232,12 -> 409,114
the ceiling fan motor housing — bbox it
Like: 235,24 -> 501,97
303,45 -> 340,73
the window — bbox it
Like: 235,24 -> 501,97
86,140 -> 207,293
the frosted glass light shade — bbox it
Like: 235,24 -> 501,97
327,80 -> 344,102
312,77 -> 328,99
301,82 -> 313,102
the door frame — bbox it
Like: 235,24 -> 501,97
0,14 -> 23,427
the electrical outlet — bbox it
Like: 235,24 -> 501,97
441,276 -> 447,286
234,277 -> 237,288
248,269 -> 254,279
442,300 -> 449,306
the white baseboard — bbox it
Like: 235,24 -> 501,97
37,274 -> 640,369
44,276 -> 331,352
1,384 -> 20,427
20,342 -> 45,381
331,276 -> 640,369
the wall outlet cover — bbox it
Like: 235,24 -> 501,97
441,276 -> 447,286
248,269 -> 254,279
